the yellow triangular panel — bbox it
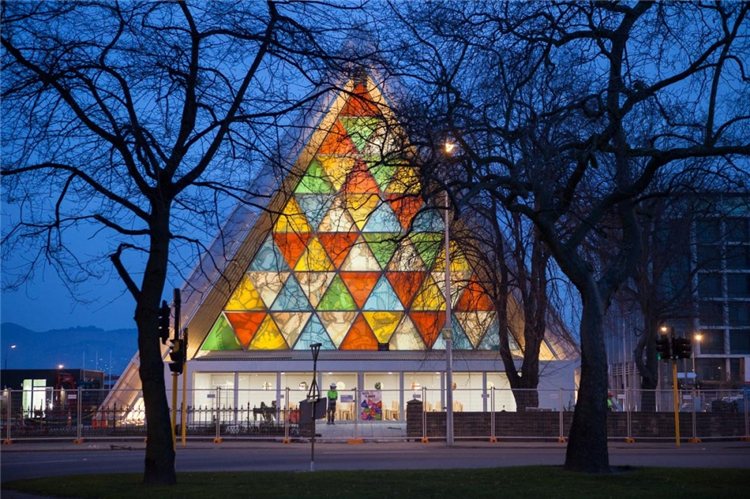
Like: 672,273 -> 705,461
345,193 -> 380,230
318,156 -> 356,191
247,271 -> 289,308
294,238 -> 334,271
433,241 -> 472,273
225,274 -> 264,310
249,315 -> 288,350
274,197 -> 311,233
363,311 -> 403,343
340,235 -> 381,271
388,315 -> 425,350
411,274 -> 446,311
385,166 -> 420,194
318,311 -> 358,347
272,312 -> 311,348
296,272 -> 336,307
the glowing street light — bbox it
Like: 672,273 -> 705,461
4,344 -> 16,370
692,332 -> 703,375
57,364 -> 64,370
444,140 -> 456,155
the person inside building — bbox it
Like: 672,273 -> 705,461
326,383 -> 338,424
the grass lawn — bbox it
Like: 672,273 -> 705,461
3,467 -> 748,498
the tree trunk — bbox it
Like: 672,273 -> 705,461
564,283 -> 609,473
136,209 -> 176,485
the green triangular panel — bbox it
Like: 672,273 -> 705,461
317,274 -> 357,311
433,315 -> 473,351
362,233 -> 400,268
295,194 -> 334,231
294,314 -> 336,350
340,117 -> 380,152
410,233 -> 443,269
271,274 -> 312,311
366,160 -> 398,191
200,314 -> 242,351
294,158 -> 334,194
249,236 -> 290,272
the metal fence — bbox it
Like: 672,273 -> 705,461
1,386 -> 748,444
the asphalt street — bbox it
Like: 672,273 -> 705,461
2,441 -> 749,483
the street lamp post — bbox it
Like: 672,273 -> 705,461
692,332 -> 703,376
442,139 -> 456,448
308,342 -> 322,472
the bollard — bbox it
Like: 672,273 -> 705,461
489,386 -> 497,443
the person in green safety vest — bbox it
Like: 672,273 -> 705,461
327,383 -> 338,424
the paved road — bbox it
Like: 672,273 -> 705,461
2,441 -> 749,483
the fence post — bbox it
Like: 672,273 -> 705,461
742,389 -> 750,442
3,389 -> 12,445
624,388 -> 635,443
283,387 -> 291,444
489,386 -> 497,443
73,387 -> 83,444
348,388 -> 363,444
688,387 -> 701,443
558,388 -> 566,443
213,387 -> 223,444
421,387 -> 429,443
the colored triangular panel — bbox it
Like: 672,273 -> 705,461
339,271 -> 381,309
294,314 -> 335,350
296,272 -> 336,308
340,83 -> 381,116
344,162 -> 380,194
411,274 -> 446,311
433,315 -> 473,350
362,233 -> 400,268
317,274 -> 357,311
363,275 -> 404,311
410,233 -> 443,269
431,271 -> 469,308
477,315 -> 500,351
294,158 -> 335,194
318,156 -> 356,191
248,271 -> 289,308
363,311 -> 403,343
410,311 -> 446,349
318,197 -> 357,232
274,197 -> 311,233
345,193 -> 380,230
385,271 -> 424,309
248,315 -> 288,350
455,311 -> 496,348
200,314 -> 242,351
388,315 -> 425,350
433,241 -> 472,273
294,237 -> 334,271
318,232 -> 359,268
340,117 -> 380,152
225,274 -> 265,311
360,124 -> 399,158
340,235 -> 381,271
386,237 -> 425,271
366,160 -> 398,191
455,276 -> 495,311
249,236 -> 290,272
411,208 -> 444,233
340,314 -> 379,350
387,194 -> 423,230
319,120 -> 358,155
318,311 -> 358,347
385,166 -> 420,194
225,311 -> 267,349
295,194 -> 334,231
362,202 -> 401,233
271,312 -> 311,349
270,274 -> 312,311
273,232 -> 311,269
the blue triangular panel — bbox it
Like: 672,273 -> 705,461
363,275 -> 404,311
295,194 -> 334,231
363,202 -> 402,233
477,316 -> 501,350
249,236 -> 289,272
411,209 -> 444,233
294,314 -> 335,350
433,315 -> 472,350
271,274 -> 312,311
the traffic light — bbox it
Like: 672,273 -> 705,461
168,338 -> 184,374
673,337 -> 692,359
158,300 -> 170,344
656,336 -> 672,361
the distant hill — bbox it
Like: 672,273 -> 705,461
1,322 -> 137,376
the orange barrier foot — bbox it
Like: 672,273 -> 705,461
557,436 -> 567,444
688,437 -> 702,444
73,438 -> 84,444
213,437 -> 223,444
740,436 -> 750,442
282,438 -> 291,444
420,436 -> 429,443
489,436 -> 498,443
2,438 -> 12,445
347,438 -> 364,445
624,437 -> 636,444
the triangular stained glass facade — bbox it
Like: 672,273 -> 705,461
199,79 -> 500,352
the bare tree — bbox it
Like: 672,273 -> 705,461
384,1 -> 750,472
1,0 -> 360,484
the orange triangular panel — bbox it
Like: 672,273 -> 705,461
410,311 -> 446,349
340,83 -> 381,117
340,271 -> 381,308
385,271 -> 424,309
225,312 -> 267,349
273,232 -> 311,269
455,277 -> 495,311
339,314 -> 379,350
318,232 -> 359,268
319,120 -> 358,155
344,162 -> 380,194
387,195 -> 423,230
